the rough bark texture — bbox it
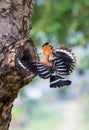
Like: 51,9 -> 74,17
0,0 -> 38,130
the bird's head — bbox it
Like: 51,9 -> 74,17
42,42 -> 53,57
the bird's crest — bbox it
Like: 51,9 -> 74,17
42,42 -> 53,56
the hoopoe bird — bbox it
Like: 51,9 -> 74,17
16,42 -> 76,88
31,42 -> 76,88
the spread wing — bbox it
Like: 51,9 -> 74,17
16,59 -> 52,79
50,73 -> 71,88
53,48 -> 76,75
32,62 -> 52,79
16,58 -> 31,71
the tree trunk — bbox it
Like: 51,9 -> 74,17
0,0 -> 38,130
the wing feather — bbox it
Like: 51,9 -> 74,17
33,62 -> 52,79
53,48 -> 76,75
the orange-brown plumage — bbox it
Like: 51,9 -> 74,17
41,43 -> 53,66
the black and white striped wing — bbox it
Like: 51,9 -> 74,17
15,58 -> 37,76
16,58 -> 33,72
16,59 -> 31,71
53,48 -> 76,75
16,58 -> 52,79
50,73 -> 71,88
33,62 -> 52,79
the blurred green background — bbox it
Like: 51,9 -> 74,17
10,0 -> 89,130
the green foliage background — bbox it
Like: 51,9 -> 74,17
30,0 -> 89,47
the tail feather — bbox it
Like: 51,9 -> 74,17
50,73 -> 71,88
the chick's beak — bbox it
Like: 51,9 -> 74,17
38,53 -> 42,55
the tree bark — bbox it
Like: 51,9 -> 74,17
0,0 -> 38,130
